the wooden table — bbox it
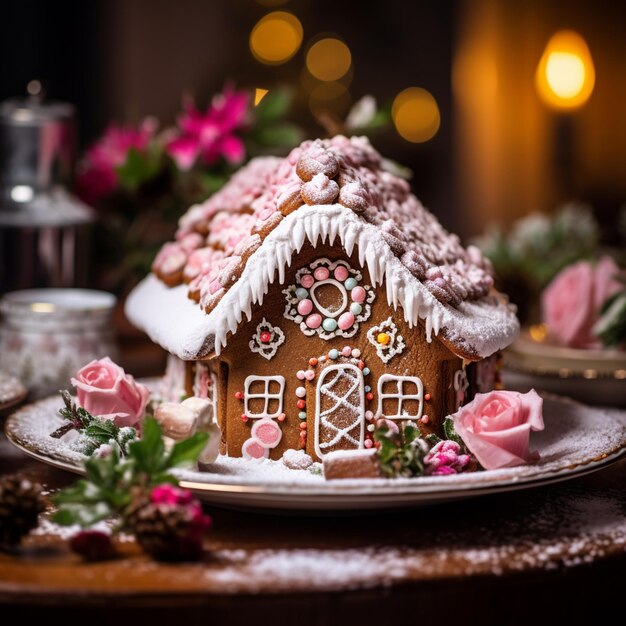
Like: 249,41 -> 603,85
1,406 -> 625,625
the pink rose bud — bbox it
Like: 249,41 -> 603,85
452,389 -> 544,470
71,357 -> 150,427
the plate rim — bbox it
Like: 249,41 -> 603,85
5,394 -> 626,505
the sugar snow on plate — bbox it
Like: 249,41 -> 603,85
5,393 -> 626,512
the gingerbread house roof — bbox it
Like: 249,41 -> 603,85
126,136 -> 518,360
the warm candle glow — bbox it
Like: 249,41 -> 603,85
392,87 -> 440,143
536,30 -> 595,110
249,11 -> 303,65
306,38 -> 352,82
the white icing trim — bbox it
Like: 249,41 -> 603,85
244,375 -> 285,418
125,205 -> 519,360
314,364 -> 365,458
310,279 -> 347,318
249,318 -> 285,360
376,374 -> 423,420
366,317 -> 406,364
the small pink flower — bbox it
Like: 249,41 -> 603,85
424,440 -> 471,475
542,256 -> 622,348
76,118 -> 156,204
71,357 -> 150,427
165,85 -> 248,170
452,390 -> 544,470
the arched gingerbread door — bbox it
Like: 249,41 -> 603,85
314,363 -> 365,458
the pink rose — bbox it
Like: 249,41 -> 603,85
542,256 -> 622,348
71,357 -> 150,427
452,390 -> 544,470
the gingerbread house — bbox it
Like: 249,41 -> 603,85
126,136 -> 518,461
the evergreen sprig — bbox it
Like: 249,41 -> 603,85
374,421 -> 430,478
52,418 -> 208,528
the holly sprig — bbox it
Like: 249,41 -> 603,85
52,418 -> 208,528
374,421 -> 430,478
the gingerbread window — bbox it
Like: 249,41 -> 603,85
244,375 -> 285,418
376,374 -> 423,420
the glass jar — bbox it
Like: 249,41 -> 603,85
0,289 -> 117,399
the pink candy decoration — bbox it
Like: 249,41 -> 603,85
351,286 -> 366,303
341,346 -> 352,356
304,370 -> 316,381
251,418 -> 282,448
296,370 -> 306,380
300,274 -> 314,289
364,439 -> 373,449
314,267 -> 330,280
242,438 -> 269,459
333,266 -> 349,281
338,312 -> 356,330
297,299 -> 313,315
305,314 -> 322,329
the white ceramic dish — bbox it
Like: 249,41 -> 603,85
5,393 -> 626,512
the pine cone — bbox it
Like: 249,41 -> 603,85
125,485 -> 211,561
0,475 -> 44,547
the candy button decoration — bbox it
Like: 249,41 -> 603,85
351,286 -> 366,303
306,313 -> 322,329
344,277 -> 357,290
242,438 -> 270,459
338,312 -> 355,330
251,419 -> 282,449
350,303 -> 362,315
377,332 -> 390,345
329,349 -> 340,360
300,274 -> 315,289
313,267 -> 330,280
260,331 -> 272,344
322,318 -> 338,332
295,386 -> 307,398
295,287 -> 309,301
333,265 -> 349,281
297,299 -> 313,315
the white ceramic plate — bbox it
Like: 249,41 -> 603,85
5,393 -> 626,512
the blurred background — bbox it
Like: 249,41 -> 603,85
1,0 -> 626,314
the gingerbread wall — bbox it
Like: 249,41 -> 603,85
207,243 -> 465,461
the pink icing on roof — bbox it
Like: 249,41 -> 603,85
153,136 -> 495,313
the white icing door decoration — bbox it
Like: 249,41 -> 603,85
314,364 -> 365,458
376,374 -> 423,420
244,375 -> 285,418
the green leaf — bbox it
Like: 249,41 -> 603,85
403,422 -> 421,444
167,432 -> 209,469
253,123 -> 303,148
116,147 -> 162,192
443,416 -> 464,446
128,417 -> 166,474
84,420 -> 119,445
254,88 -> 292,123
52,502 -> 113,528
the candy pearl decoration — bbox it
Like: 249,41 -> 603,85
364,439 -> 373,449
341,346 -> 352,356
295,386 -> 306,398
329,349 -> 339,360
377,332 -> 390,345
295,287 -> 309,300
298,412 -> 307,420
350,303 -> 362,315
333,266 -> 349,281
351,348 -> 361,358
421,415 -> 430,424
351,286 -> 366,303
300,274 -> 314,288
296,370 -> 306,380
322,318 -> 338,332
306,314 -> 322,329
304,370 -> 315,381
338,312 -> 355,330
363,367 -> 370,376
297,298 -> 313,315
314,267 -> 330,280
367,424 -> 375,432
344,277 -> 357,290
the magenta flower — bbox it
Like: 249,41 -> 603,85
166,85 -> 249,171
76,118 -> 156,204
424,440 -> 471,476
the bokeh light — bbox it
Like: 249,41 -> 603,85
306,38 -> 352,82
249,12 -> 303,65
392,87 -> 441,143
535,30 -> 595,110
